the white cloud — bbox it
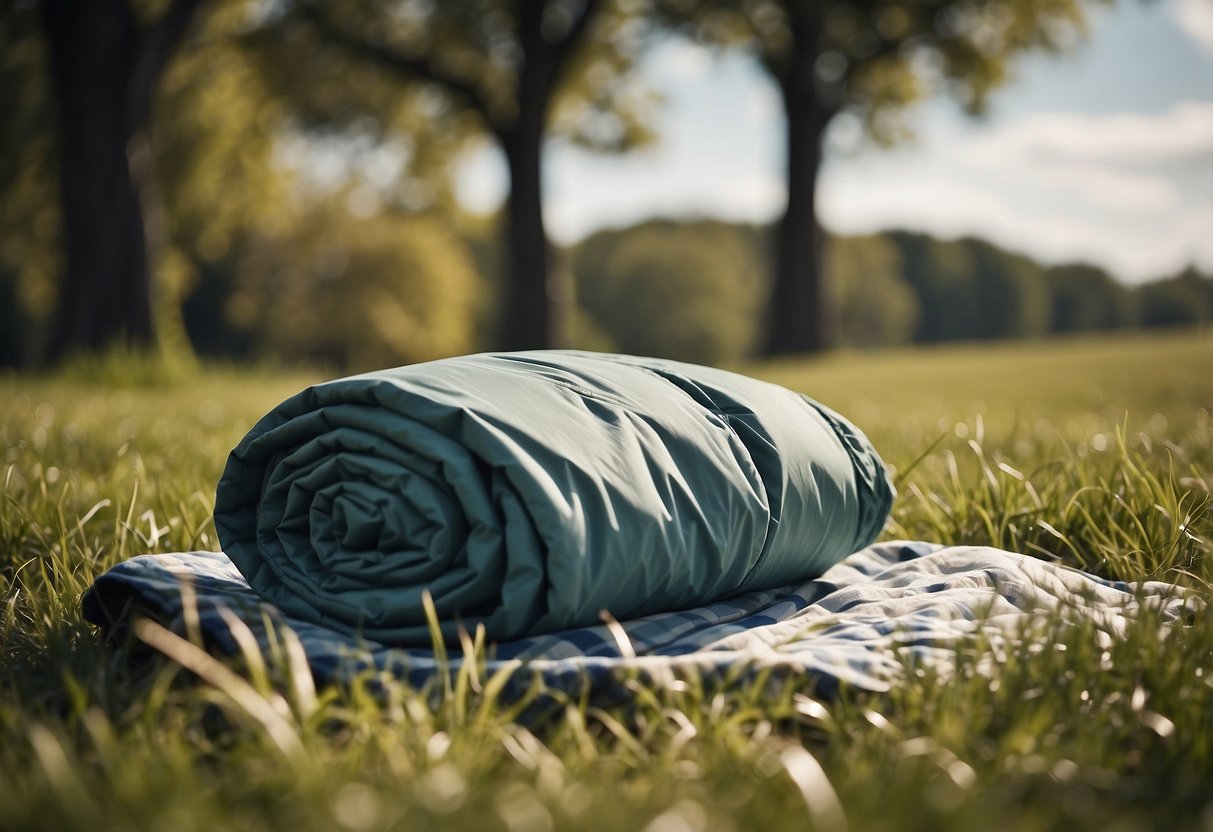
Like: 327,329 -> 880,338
817,103 -> 1213,280
1172,0 -> 1213,57
948,102 -> 1213,215
819,148 -> 1212,282
1149,204 -> 1213,274
821,173 -> 1109,258
546,168 -> 784,243
967,101 -> 1213,165
1035,163 -> 1180,211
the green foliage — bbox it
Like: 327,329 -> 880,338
572,219 -> 1197,353
657,0 -> 1100,140
153,5 -> 292,274
1,332 -> 1211,830
573,219 -> 767,363
241,3 -> 476,216
262,0 -> 656,152
1047,262 -> 1135,333
0,1 -> 291,366
199,203 -> 482,372
865,231 -> 968,343
241,0 -> 663,350
828,234 -> 919,348
52,344 -> 200,389
159,5 -> 495,371
1137,267 -> 1213,330
0,0 -> 489,370
887,231 -> 1054,342
0,7 -> 59,364
963,237 -> 1051,340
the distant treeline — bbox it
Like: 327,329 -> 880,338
2,212 -> 1209,371
572,219 -> 1213,365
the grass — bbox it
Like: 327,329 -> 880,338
1,329 -> 1211,831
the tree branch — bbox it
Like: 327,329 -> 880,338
299,3 -> 499,133
548,0 -> 604,73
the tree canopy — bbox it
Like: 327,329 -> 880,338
259,0 -> 657,349
573,219 -> 767,363
657,0 -> 1103,355
3,0 -> 1200,371
0,0 -> 488,371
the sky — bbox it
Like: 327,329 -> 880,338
454,0 -> 1213,284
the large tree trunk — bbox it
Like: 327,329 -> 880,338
766,104 -> 832,355
42,0 -> 156,362
765,23 -> 837,357
40,0 -> 202,363
497,3 -> 561,352
500,122 -> 553,351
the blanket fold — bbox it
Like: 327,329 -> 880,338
213,351 -> 894,645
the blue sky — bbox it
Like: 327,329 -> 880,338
455,0 -> 1213,284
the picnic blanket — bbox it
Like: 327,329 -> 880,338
212,350 -> 893,646
82,541 -> 1194,695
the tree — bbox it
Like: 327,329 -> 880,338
659,0 -> 1099,355
1137,267 -> 1212,330
963,236 -> 1050,339
205,198 -> 480,370
573,219 -> 766,363
887,230 -> 977,342
35,0 -> 207,361
274,0 -> 653,350
4,0 -> 483,367
828,233 -> 918,347
888,231 -> 1052,341
1047,263 -> 1133,334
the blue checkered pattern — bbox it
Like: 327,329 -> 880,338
83,541 -> 1194,695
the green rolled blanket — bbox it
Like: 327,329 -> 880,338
214,351 -> 893,645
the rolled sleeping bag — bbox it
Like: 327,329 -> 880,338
213,350 -> 894,645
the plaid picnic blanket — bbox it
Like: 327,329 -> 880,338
82,540 -> 1192,696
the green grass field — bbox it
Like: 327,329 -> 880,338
2,330 -> 1211,831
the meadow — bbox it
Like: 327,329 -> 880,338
1,329 -> 1210,831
